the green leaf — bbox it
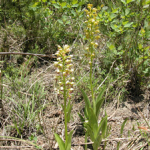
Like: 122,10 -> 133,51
125,8 -> 130,15
121,0 -> 126,5
81,89 -> 91,118
127,0 -> 135,4
57,19 -> 63,25
71,4 -> 79,8
146,31 -> 150,38
60,2 -> 67,8
66,100 -> 72,122
53,3 -> 60,9
124,22 -> 133,28
92,115 -> 107,150
100,114 -> 108,138
120,118 -> 128,136
78,113 -> 85,122
117,118 -> 128,150
96,86 -> 106,118
72,0 -> 78,5
41,0 -> 47,2
92,134 -> 102,150
88,108 -> 99,139
65,130 -> 73,150
54,133 -> 65,150
110,13 -> 117,20
107,42 -> 116,51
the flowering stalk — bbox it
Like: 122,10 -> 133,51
54,45 -> 74,146
84,4 -> 100,114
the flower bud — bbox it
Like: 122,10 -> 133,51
56,69 -> 60,74
54,62 -> 59,67
58,63 -> 63,69
60,87 -> 64,91
66,59 -> 72,64
70,68 -> 74,73
69,88 -> 74,93
57,57 -> 61,61
70,77 -> 75,81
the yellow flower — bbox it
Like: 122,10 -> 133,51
87,4 -> 93,9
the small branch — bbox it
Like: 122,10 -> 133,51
0,52 -> 56,58
97,60 -> 116,90
0,146 -> 34,149
72,137 -> 139,146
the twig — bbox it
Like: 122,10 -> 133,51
0,146 -> 34,149
72,137 -> 138,146
0,52 -> 56,58
97,60 -> 116,90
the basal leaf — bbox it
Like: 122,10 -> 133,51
88,108 -> 98,139
66,100 -> 72,122
81,89 -> 91,117
54,133 -> 65,150
96,86 -> 106,118
98,115 -> 108,138
65,130 -> 73,150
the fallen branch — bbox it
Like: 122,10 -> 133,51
0,52 -> 56,58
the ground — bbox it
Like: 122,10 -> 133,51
0,63 -> 150,150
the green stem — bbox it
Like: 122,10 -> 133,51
90,57 -> 95,114
63,60 -> 68,141
85,132 -> 88,150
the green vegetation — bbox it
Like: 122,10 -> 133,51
0,0 -> 150,149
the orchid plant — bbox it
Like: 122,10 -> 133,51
80,4 -> 108,150
54,45 -> 74,150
